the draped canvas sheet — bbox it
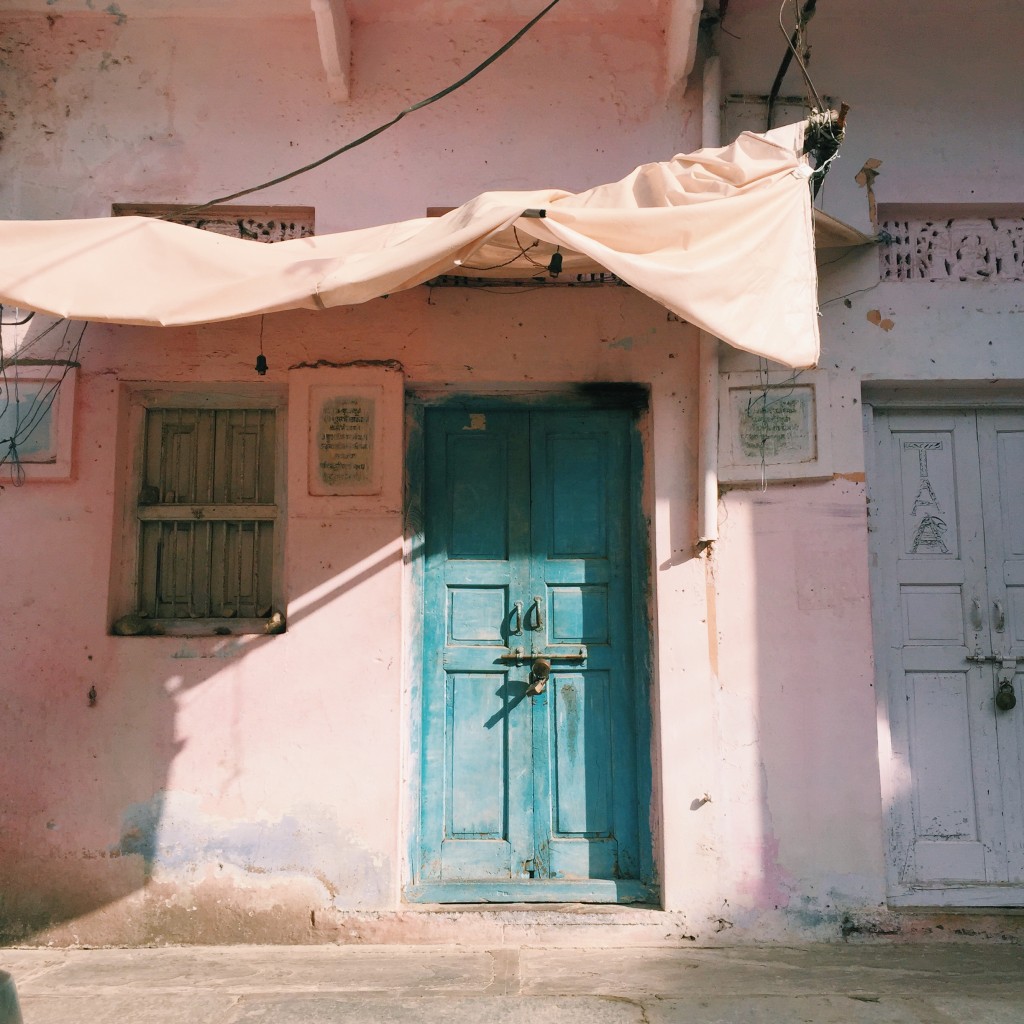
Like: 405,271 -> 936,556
0,122 -> 820,367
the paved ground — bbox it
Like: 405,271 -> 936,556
3,942 -> 1024,1023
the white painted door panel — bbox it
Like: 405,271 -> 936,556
873,409 -> 1024,904
979,414 -> 1024,882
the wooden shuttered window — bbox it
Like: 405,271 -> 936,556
135,406 -> 279,626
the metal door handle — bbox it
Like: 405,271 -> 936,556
970,597 -> 983,630
530,596 -> 544,631
994,601 -> 1006,633
511,600 -> 523,636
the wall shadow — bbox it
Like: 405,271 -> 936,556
0,523 -> 403,944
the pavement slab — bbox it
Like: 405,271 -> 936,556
520,943 -> 1024,998
228,995 -> 644,1024
18,993 -> 241,1024
645,998 -> 928,1024
4,943 -> 1024,1024
23,946 -> 497,994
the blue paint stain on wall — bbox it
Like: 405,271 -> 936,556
111,791 -> 389,906
105,3 -> 127,24
113,793 -> 165,866
608,336 -> 634,351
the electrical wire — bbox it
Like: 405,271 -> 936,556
1,315 -> 75,365
0,306 -> 35,327
819,281 -> 883,307
774,0 -> 823,119
455,232 -> 542,272
182,0 -> 564,215
744,356 -> 807,490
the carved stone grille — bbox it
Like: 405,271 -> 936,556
880,217 -> 1024,282
112,204 -> 315,243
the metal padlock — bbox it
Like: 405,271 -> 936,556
996,679 -> 1017,712
526,657 -> 551,696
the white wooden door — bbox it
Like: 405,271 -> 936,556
978,413 -> 1024,882
871,408 -> 1024,905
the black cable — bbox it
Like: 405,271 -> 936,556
766,0 -> 822,130
0,306 -> 35,327
182,0 -> 564,215
456,232 -> 541,272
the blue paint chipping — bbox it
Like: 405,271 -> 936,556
105,2 -> 127,25
113,793 -> 164,867
111,792 -> 389,905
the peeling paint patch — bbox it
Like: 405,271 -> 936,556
608,335 -> 634,350
833,472 -> 866,482
105,2 -> 127,25
113,793 -> 164,866
866,309 -> 894,332
110,791 -> 389,907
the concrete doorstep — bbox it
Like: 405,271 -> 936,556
2,943 -> 1024,1024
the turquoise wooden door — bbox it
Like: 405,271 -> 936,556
411,404 -> 652,903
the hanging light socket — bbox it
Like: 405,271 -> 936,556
255,353 -> 268,375
547,249 -> 563,278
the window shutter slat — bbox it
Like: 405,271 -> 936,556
134,405 -> 279,628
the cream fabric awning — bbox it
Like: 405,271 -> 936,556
0,122 -> 824,368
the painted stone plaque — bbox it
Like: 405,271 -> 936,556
308,388 -> 382,496
731,384 -> 816,466
718,371 -> 832,484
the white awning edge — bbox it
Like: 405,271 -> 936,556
0,122 -> 821,368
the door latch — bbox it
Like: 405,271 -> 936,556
966,650 -> 1020,712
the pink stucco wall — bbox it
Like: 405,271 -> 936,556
4,1 -> 1024,944
2,286 -> 713,943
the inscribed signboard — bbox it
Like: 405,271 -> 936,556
718,371 -> 832,483
732,384 -> 816,466
308,387 -> 382,496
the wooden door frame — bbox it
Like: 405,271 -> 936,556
864,387 -> 1024,907
402,387 -> 657,905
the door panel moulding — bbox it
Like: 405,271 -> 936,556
866,401 -> 1024,906
405,397 -> 656,906
311,0 -> 351,102
864,385 -> 1024,407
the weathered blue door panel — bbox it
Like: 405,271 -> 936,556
529,411 -> 641,884
415,404 -> 650,901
